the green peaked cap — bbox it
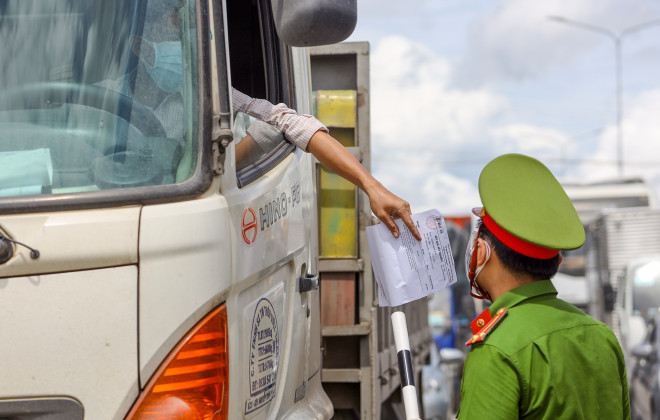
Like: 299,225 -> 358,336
479,153 -> 585,251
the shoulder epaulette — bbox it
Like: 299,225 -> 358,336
465,307 -> 507,346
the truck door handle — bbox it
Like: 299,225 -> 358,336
299,273 -> 319,293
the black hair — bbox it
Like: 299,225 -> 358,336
478,221 -> 560,281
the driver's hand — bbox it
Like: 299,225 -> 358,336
366,183 -> 421,241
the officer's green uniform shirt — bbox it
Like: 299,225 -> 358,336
457,280 -> 630,419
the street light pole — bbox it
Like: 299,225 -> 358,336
548,16 -> 660,177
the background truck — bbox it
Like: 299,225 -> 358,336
0,0 -> 435,419
585,208 -> 660,357
555,178 -> 654,312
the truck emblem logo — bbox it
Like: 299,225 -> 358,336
242,208 -> 258,245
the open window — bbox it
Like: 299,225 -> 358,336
225,0 -> 296,187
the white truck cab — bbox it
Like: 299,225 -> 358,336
0,0 -> 356,418
617,255 -> 660,359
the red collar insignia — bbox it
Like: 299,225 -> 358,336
466,307 -> 508,346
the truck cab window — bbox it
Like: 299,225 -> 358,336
0,0 -> 200,200
226,0 -> 295,186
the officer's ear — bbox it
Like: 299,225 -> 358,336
475,238 -> 490,266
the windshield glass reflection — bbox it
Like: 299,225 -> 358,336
0,0 -> 198,197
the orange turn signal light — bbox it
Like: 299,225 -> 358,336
126,304 -> 228,419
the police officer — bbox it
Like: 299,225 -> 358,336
457,154 -> 630,419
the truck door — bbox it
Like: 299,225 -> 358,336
212,1 -> 330,418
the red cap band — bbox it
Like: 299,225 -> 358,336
482,211 -> 559,259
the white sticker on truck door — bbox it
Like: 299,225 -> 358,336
244,291 -> 281,415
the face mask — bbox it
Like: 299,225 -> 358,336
464,223 -> 492,300
141,40 -> 183,93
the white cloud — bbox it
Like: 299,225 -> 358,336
371,35 -> 508,151
575,89 -> 660,203
491,124 -> 569,155
368,35 -> 508,214
354,0 -> 660,216
372,160 -> 479,216
620,90 -> 660,175
460,0 -> 660,84
419,172 -> 480,216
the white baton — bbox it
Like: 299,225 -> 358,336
391,311 -> 422,420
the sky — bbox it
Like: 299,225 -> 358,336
346,0 -> 660,216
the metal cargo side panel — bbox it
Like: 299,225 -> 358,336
320,272 -> 356,326
318,167 -> 357,258
310,41 -> 434,420
603,209 -> 660,273
313,90 -> 357,128
315,89 -> 358,258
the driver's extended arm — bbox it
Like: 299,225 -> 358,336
231,88 -> 421,241
232,88 -> 326,151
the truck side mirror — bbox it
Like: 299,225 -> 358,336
270,0 -> 357,46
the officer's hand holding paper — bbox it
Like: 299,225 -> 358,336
366,209 -> 457,307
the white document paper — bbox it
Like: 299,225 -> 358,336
0,148 -> 53,197
366,209 -> 457,307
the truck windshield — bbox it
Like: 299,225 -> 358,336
0,0 -> 198,197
